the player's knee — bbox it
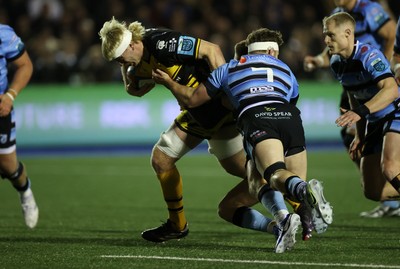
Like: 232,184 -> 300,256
0,162 -> 24,181
263,161 -> 286,182
381,159 -> 397,181
217,201 -> 232,222
363,189 -> 381,201
151,146 -> 175,173
152,126 -> 190,172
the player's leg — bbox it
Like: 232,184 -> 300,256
381,132 -> 400,200
141,122 -> 203,242
208,124 -> 247,179
247,141 -> 300,253
254,139 -> 333,226
218,177 -> 279,236
360,120 -> 400,217
209,126 -> 279,235
285,151 -> 314,240
0,110 -> 38,228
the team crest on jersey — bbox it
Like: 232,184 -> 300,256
371,58 -> 385,71
177,36 -> 195,56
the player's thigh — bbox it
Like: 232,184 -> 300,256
361,153 -> 386,199
382,132 -> 400,178
285,150 -> 307,179
220,179 -> 258,209
254,138 -> 285,174
0,151 -> 18,174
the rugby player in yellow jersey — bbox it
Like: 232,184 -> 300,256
99,18 -> 314,243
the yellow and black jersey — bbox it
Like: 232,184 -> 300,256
133,28 -> 233,139
134,28 -> 210,87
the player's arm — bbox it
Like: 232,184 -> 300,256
0,50 -> 33,117
377,19 -> 396,60
197,40 -> 226,70
336,77 -> 398,127
391,52 -> 400,85
121,64 -> 154,97
152,68 -> 211,108
390,19 -> 400,84
364,77 -> 399,113
303,46 -> 330,72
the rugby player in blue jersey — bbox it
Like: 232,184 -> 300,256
152,27 -> 334,253
304,0 -> 399,217
0,24 -> 38,228
324,12 -> 400,206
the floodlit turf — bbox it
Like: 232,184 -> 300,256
1,150 -> 400,269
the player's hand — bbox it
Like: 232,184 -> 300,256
349,136 -> 362,162
303,56 -> 319,72
126,82 -> 154,97
394,68 -> 400,85
335,108 -> 361,127
151,69 -> 172,87
0,94 -> 13,117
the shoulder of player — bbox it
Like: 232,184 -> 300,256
356,42 -> 384,62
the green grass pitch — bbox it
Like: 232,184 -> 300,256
1,150 -> 400,269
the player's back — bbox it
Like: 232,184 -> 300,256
225,54 -> 298,109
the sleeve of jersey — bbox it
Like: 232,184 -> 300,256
290,74 -> 300,105
365,3 -> 391,33
203,64 -> 228,98
2,26 -> 25,61
175,34 -> 201,62
365,49 -> 393,83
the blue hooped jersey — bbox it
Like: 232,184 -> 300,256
330,41 -> 400,122
0,24 -> 25,93
204,54 -> 299,117
332,0 -> 391,51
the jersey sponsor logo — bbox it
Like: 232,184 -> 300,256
254,111 -> 292,118
250,85 -> 274,94
371,58 -> 385,71
177,36 -> 195,56
156,40 -> 167,50
168,38 -> 177,52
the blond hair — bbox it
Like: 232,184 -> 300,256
98,17 -> 146,61
323,12 -> 355,30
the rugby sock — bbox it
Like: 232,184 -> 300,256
285,176 -> 307,202
232,206 -> 275,233
157,167 -> 186,231
13,178 -> 30,192
258,184 -> 289,223
388,174 -> 400,202
382,200 -> 400,209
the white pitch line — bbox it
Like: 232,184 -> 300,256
100,255 -> 400,268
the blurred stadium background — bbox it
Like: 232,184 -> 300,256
2,0 -> 399,153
